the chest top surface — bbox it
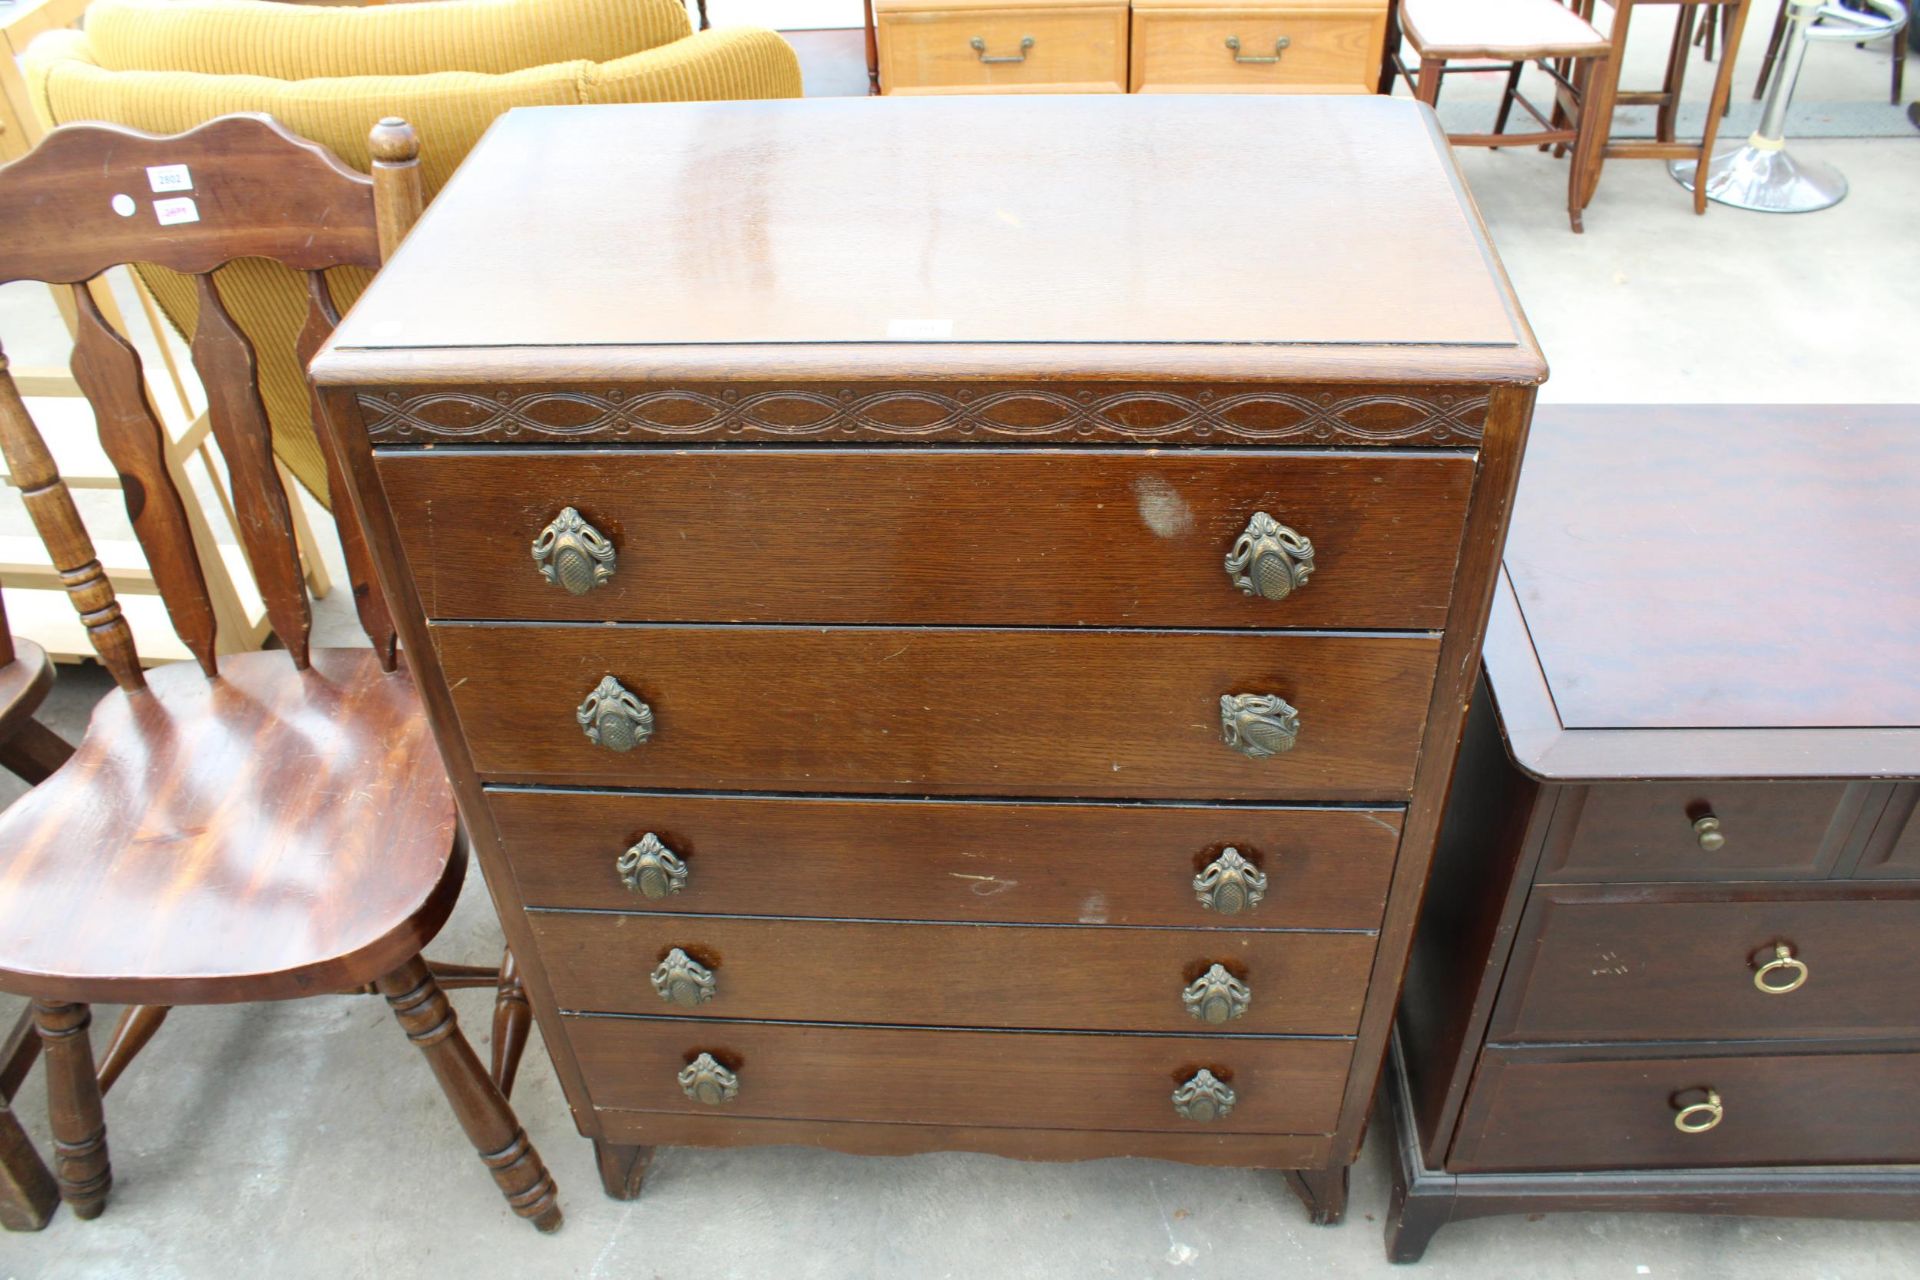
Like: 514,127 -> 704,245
320,95 -> 1537,375
1491,404 -> 1920,776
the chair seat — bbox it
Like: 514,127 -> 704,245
1402,0 -> 1612,60
0,648 -> 461,1005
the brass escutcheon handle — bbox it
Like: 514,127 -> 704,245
651,948 -> 716,1008
1182,964 -> 1252,1025
577,675 -> 654,752
531,506 -> 615,595
1220,693 -> 1300,759
1672,1089 -> 1724,1134
1753,943 -> 1809,995
1225,512 -> 1314,601
1693,814 -> 1726,851
1225,35 -> 1291,63
1171,1068 -> 1237,1122
618,832 -> 687,899
971,35 -> 1034,63
1193,847 -> 1268,916
678,1052 -> 738,1106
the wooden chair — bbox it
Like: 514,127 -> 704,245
0,114 -> 560,1232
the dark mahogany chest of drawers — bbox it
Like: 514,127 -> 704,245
1388,405 -> 1920,1261
311,95 -> 1544,1223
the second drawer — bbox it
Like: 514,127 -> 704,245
1490,885 -> 1920,1043
531,911 -> 1376,1035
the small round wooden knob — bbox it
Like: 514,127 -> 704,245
368,116 -> 420,165
650,948 -> 716,1007
533,506 -> 616,595
1220,693 -> 1299,758
1182,964 -> 1252,1025
577,675 -> 653,751
1171,1069 -> 1236,1123
1224,512 -> 1314,601
1693,814 -> 1726,852
618,833 -> 687,899
1752,943 -> 1809,995
1673,1089 -> 1723,1134
1193,848 -> 1267,915
678,1053 -> 738,1106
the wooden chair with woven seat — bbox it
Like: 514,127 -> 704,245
0,113 -> 560,1232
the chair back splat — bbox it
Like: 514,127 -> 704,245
0,114 -> 424,678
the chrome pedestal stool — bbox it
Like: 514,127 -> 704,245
1672,0 -> 1909,211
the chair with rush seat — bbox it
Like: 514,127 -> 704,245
0,114 -> 561,1232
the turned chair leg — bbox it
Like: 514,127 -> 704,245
377,955 -> 561,1232
593,1139 -> 652,1201
1282,1165 -> 1351,1226
32,1001 -> 110,1220
491,950 -> 531,1097
97,1005 -> 170,1095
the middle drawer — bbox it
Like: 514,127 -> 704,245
530,911 -> 1376,1035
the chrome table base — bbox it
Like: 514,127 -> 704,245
1670,142 -> 1849,213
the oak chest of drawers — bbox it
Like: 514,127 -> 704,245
1388,405 -> 1920,1261
311,95 -> 1544,1222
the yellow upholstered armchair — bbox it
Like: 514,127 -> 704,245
24,0 -> 801,502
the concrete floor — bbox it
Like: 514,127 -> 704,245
1,13 -> 1919,1278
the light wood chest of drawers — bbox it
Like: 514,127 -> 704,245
311,96 -> 1544,1223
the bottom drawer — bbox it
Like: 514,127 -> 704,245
1452,1045 -> 1920,1173
568,1016 -> 1352,1136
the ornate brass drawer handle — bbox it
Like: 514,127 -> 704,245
618,832 -> 687,899
1225,512 -> 1314,601
577,675 -> 654,752
971,35 -> 1034,63
1171,1069 -> 1236,1123
1193,847 -> 1267,916
651,948 -> 716,1008
1753,942 -> 1809,995
678,1053 -> 738,1106
1220,693 -> 1300,758
531,506 -> 615,595
1225,35 -> 1291,64
1182,964 -> 1252,1025
1693,814 -> 1726,851
1672,1089 -> 1724,1134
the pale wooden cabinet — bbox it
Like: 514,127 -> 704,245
1130,0 -> 1387,93
876,0 -> 1130,94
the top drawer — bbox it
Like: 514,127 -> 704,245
375,449 -> 1471,630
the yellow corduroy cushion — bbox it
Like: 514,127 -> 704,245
82,0 -> 692,79
23,28 -> 801,504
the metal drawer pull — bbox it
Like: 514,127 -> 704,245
1193,847 -> 1268,916
618,832 -> 687,899
577,675 -> 654,752
1225,511 -> 1314,601
1182,964 -> 1252,1025
1220,692 -> 1300,758
1672,1089 -> 1724,1134
650,948 -> 716,1008
1693,814 -> 1726,851
1753,943 -> 1810,995
971,35 -> 1034,63
1225,35 -> 1291,63
1171,1069 -> 1236,1123
532,506 -> 615,595
678,1053 -> 738,1106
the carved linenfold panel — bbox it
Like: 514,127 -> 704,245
360,384 -> 1490,446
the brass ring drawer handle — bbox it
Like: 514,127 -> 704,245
1225,35 -> 1291,64
1220,692 -> 1300,758
1172,1069 -> 1236,1123
1193,847 -> 1267,916
1673,1089 -> 1724,1134
1693,814 -> 1726,851
1225,512 -> 1314,601
1753,943 -> 1809,995
532,506 -> 615,595
1182,964 -> 1252,1024
651,948 -> 716,1008
577,675 -> 654,752
971,35 -> 1034,63
678,1053 -> 738,1106
618,832 -> 688,899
